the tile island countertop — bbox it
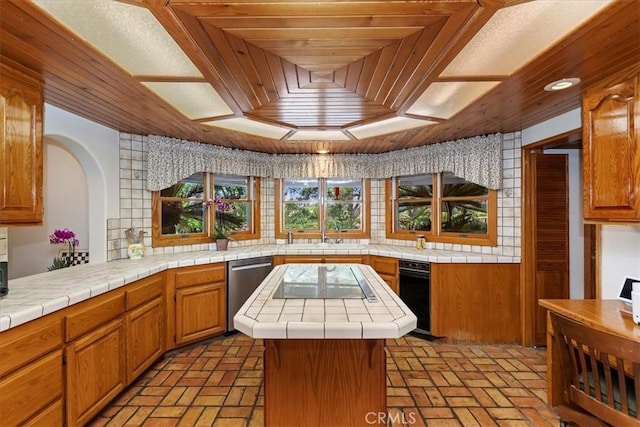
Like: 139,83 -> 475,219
0,243 -> 518,332
233,263 -> 417,339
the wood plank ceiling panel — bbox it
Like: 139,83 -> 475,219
0,0 -> 637,154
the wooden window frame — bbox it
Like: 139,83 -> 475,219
385,174 -> 497,246
274,178 -> 370,240
152,174 -> 260,247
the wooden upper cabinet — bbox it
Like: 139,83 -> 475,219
583,67 -> 640,221
0,63 -> 43,225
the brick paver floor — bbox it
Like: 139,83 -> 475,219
90,334 -> 559,426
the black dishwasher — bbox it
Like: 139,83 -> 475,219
398,259 -> 433,340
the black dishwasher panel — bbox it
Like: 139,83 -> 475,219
398,260 -> 432,340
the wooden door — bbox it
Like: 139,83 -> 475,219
583,70 -> 640,221
66,318 -> 126,427
583,224 -> 597,299
0,63 -> 43,225
176,282 -> 225,345
126,297 -> 164,383
534,154 -> 569,346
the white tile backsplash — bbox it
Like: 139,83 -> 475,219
114,132 -> 522,259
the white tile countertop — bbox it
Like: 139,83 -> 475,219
0,243 -> 518,332
234,264 -> 417,339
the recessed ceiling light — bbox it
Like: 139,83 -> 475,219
544,78 -> 581,91
317,149 -> 329,154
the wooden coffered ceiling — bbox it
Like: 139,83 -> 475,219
0,0 -> 639,154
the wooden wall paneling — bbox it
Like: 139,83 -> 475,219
356,48 -> 382,96
431,263 -> 521,344
264,50 -> 290,98
225,35 -> 272,106
521,147 -> 537,346
264,339 -> 386,427
364,40 -> 402,102
245,42 -> 279,104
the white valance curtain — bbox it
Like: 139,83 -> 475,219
147,133 -> 503,191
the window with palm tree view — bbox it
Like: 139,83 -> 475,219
275,178 -> 370,239
386,172 -> 496,245
152,172 -> 260,247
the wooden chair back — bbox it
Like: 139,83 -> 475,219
550,312 -> 640,426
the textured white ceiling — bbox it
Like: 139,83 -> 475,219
142,82 -> 233,119
35,0 -> 202,77
203,118 -> 290,140
441,0 -> 612,77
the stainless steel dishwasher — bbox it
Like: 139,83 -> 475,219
226,256 -> 273,334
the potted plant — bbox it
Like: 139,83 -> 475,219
206,198 -> 232,251
48,228 -> 79,270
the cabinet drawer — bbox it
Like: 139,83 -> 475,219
23,399 -> 63,427
370,256 -> 398,276
126,273 -> 164,310
65,293 -> 125,341
324,255 -> 364,264
174,263 -> 225,289
0,350 -> 63,426
0,318 -> 62,377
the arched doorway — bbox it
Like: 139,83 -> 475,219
7,134 -> 108,278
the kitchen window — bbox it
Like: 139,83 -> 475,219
152,172 -> 260,247
275,178 -> 370,240
386,172 -> 496,245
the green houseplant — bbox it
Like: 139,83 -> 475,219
206,198 -> 232,250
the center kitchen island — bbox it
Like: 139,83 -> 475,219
234,263 -> 417,427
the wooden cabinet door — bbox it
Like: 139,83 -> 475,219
176,282 -> 225,345
0,63 -> 43,225
66,318 -> 126,427
126,296 -> 164,384
379,274 -> 399,294
583,70 -> 640,221
0,350 -> 63,426
369,256 -> 399,293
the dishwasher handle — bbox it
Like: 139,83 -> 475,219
230,262 -> 272,272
